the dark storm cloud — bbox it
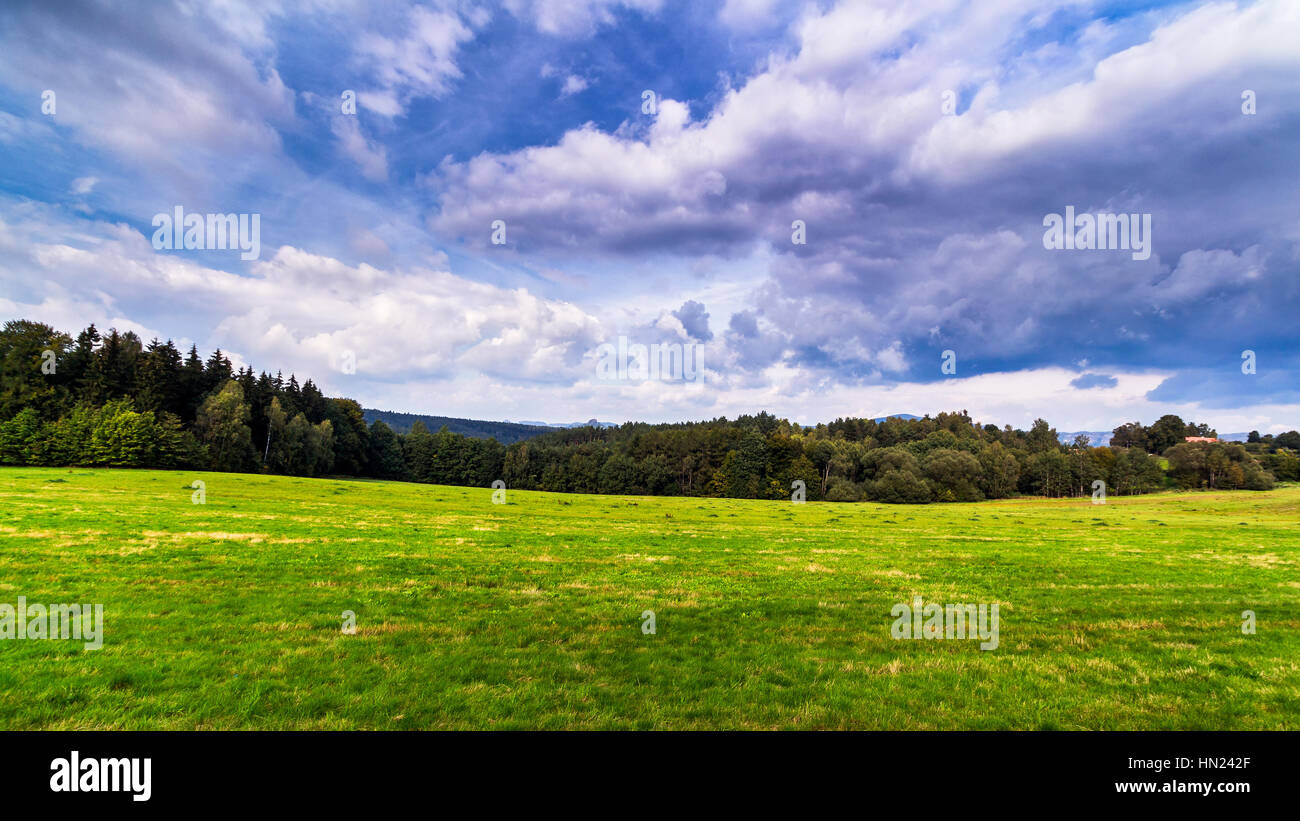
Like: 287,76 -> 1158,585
672,299 -> 713,341
427,0 -> 1300,402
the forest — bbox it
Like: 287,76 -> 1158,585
2,319 -> 1297,503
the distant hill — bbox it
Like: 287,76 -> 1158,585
1057,430 -> 1250,446
870,413 -> 922,423
514,419 -> 618,429
362,409 -> 554,444
1057,431 -> 1115,446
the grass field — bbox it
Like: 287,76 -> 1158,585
1,467 -> 1297,730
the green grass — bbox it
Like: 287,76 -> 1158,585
1,467 -> 1297,729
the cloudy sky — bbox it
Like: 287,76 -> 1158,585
1,0 -> 1297,432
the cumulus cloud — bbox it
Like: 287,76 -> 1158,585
0,205 -> 604,392
672,300 -> 713,341
4,198 -> 1295,431
3,0 -> 1298,429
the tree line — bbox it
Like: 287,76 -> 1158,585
1,319 -> 1296,502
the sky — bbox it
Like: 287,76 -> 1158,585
1,0 -> 1297,432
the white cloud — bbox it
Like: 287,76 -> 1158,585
4,0 -> 1298,429
0,110 -> 54,144
331,116 -> 389,181
718,0 -> 779,31
354,5 -> 475,115
907,0 -> 1300,182
504,0 -> 664,37
559,74 -> 589,97
5,200 -> 1296,430
0,3 -> 296,176
1,206 -> 605,395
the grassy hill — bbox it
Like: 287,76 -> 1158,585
0,467 -> 1296,729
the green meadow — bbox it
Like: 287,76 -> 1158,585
0,467 -> 1296,730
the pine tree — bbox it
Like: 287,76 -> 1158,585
324,398 -> 368,475
180,345 -> 205,423
154,411 -> 202,468
202,348 -> 234,395
365,421 -> 406,479
404,421 -> 436,482
65,324 -> 100,402
300,379 -> 327,423
136,338 -> 183,415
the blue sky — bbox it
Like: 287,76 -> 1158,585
1,0 -> 1297,432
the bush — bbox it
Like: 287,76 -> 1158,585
824,476 -> 862,502
923,448 -> 984,502
868,469 -> 932,504
0,407 -> 40,464
89,405 -> 156,466
41,404 -> 99,465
